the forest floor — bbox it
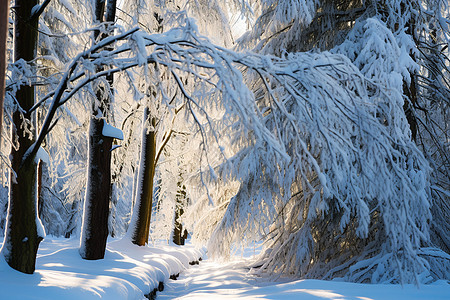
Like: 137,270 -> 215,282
158,258 -> 450,300
0,236 -> 203,299
0,236 -> 448,299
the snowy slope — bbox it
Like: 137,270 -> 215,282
0,237 -> 203,300
160,259 -> 450,300
0,237 -> 448,299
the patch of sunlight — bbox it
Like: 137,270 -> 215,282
41,263 -> 65,267
288,289 -> 345,299
37,270 -> 83,288
37,271 -> 121,298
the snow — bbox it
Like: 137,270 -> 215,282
0,237 -> 203,300
1,3 -> 448,299
36,147 -> 50,164
36,213 -> 46,240
159,259 -> 450,300
31,5 -> 41,18
1,236 -> 446,299
111,144 -> 122,151
102,120 -> 124,140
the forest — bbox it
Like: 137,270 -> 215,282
0,0 -> 449,297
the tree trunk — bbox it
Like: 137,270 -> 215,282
403,77 -> 418,141
79,117 -> 113,259
403,19 -> 418,141
37,160 -> 43,217
79,0 -> 117,260
124,7 -> 167,246
0,0 -> 43,274
173,183 -> 186,246
0,0 -> 9,136
105,0 -> 117,237
127,107 -> 156,246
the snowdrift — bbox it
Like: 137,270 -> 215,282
0,237 -> 204,299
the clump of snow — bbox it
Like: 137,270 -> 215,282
102,120 -> 124,140
110,145 -> 121,151
36,214 -> 46,240
30,4 -> 41,18
35,147 -> 50,164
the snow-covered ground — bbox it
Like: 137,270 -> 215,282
0,237 -> 448,299
159,259 -> 450,300
0,237 -> 203,299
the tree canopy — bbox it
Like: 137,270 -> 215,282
0,0 -> 448,284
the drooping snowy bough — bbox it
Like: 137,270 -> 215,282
3,6 -> 445,282
189,0 -> 449,284
196,47 -> 435,284
90,15 -> 440,284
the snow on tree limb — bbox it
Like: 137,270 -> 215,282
4,9 -> 444,283
102,120 -> 124,140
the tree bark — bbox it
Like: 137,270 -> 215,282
105,0 -> 117,237
37,160 -> 43,217
403,19 -> 418,141
79,0 -> 117,259
173,183 -> 186,246
0,0 -> 9,136
79,117 -> 113,259
403,76 -> 418,141
128,107 -> 156,246
0,0 -> 43,274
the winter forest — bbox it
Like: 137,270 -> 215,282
0,0 -> 449,299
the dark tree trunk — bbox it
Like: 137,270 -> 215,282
0,0 -> 9,135
1,0 -> 43,274
79,0 -> 117,259
79,117 -> 113,259
173,183 -> 186,246
125,10 -> 167,246
129,107 -> 157,246
105,0 -> 117,237
172,208 -> 183,245
37,160 -> 43,217
403,77 -> 418,141
6,157 -> 42,273
402,19 -> 418,142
